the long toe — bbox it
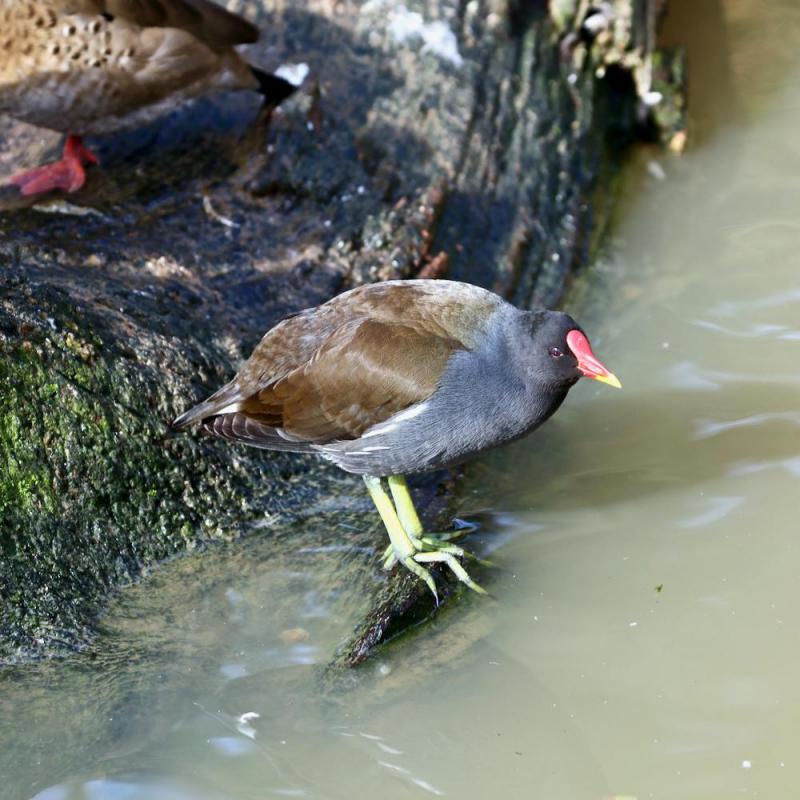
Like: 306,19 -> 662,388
419,519 -> 478,544
418,537 -> 464,557
414,551 -> 488,595
419,538 -> 494,567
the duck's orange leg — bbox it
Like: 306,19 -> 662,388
9,134 -> 99,197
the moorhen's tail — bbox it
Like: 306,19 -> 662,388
202,413 -> 314,453
171,382 -> 242,431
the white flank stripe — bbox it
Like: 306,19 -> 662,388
361,402 -> 429,439
361,424 -> 395,439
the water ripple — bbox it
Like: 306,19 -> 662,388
707,287 -> 800,317
677,496 -> 744,528
692,319 -> 800,340
668,361 -> 800,390
694,411 -> 800,439
728,456 -> 800,478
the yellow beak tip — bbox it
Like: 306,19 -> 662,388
594,373 -> 622,389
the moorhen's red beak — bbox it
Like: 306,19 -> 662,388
566,330 -> 622,389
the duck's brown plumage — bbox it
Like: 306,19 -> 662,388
0,0 -> 268,136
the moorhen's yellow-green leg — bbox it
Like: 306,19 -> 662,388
363,475 -> 439,599
387,476 -> 469,555
366,475 -> 487,596
386,475 -> 425,539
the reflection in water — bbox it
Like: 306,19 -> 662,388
6,0 -> 800,798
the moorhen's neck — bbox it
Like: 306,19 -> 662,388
402,306 -> 574,466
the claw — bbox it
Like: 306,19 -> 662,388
402,556 -> 439,604
451,518 -> 479,534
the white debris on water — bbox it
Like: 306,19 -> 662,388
236,711 -> 260,739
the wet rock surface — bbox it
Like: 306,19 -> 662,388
0,0 -> 664,664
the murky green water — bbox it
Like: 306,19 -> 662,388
5,1 -> 800,798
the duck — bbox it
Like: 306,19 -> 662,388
0,0 -> 297,197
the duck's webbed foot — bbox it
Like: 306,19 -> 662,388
9,134 -> 98,197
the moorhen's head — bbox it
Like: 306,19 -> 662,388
526,310 -> 621,391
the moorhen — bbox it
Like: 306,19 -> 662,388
173,279 -> 621,596
0,0 -> 297,198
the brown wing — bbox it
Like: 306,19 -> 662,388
173,280 -> 502,439
63,0 -> 258,50
240,319 -> 463,443
232,280 -> 499,396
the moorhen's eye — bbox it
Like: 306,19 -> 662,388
549,346 -> 563,358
